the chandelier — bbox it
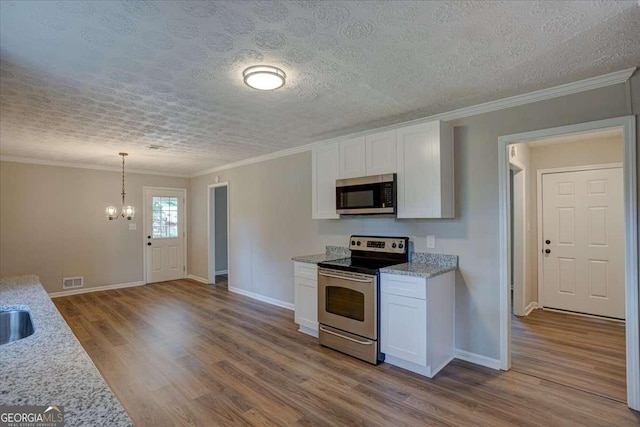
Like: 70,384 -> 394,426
106,153 -> 135,220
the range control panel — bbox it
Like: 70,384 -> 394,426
349,236 -> 408,254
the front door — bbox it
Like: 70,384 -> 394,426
541,167 -> 624,319
145,188 -> 186,284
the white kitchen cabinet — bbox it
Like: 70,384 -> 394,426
381,293 -> 427,365
339,131 -> 397,179
380,271 -> 455,377
396,120 -> 454,218
365,130 -> 397,175
312,142 -> 340,219
339,136 -> 366,179
294,262 -> 319,337
311,120 -> 453,219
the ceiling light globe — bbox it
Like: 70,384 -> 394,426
106,206 -> 117,220
124,206 -> 135,220
243,65 -> 286,91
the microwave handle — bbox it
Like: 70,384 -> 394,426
318,272 -> 373,283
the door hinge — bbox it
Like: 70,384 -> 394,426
183,266 -> 186,272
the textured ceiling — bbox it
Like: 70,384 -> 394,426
0,1 -> 638,175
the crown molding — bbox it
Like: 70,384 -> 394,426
0,155 -> 191,178
190,67 -> 636,178
190,140 -> 329,177
1,68 -> 635,179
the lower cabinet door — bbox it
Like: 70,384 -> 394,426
381,293 -> 427,365
294,277 -> 318,330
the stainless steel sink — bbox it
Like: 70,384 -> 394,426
0,310 -> 35,345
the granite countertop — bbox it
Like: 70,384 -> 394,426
291,245 -> 351,264
380,253 -> 459,279
0,275 -> 132,427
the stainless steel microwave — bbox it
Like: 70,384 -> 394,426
336,173 -> 396,215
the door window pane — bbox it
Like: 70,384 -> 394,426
152,196 -> 179,238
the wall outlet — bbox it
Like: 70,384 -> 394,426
129,223 -> 137,231
426,235 -> 436,249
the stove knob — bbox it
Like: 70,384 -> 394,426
392,243 -> 397,248
356,241 -> 361,246
351,240 -> 356,246
398,243 -> 404,249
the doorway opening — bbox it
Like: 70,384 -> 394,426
509,150 -> 528,317
208,183 -> 229,286
498,116 -> 638,410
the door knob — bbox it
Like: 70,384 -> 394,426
545,240 -> 551,245
147,242 -> 152,246
147,235 -> 151,239
545,249 -> 551,254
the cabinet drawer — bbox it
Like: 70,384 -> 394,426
381,273 -> 426,299
294,262 -> 318,280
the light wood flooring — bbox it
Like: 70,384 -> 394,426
512,308 -> 626,403
54,278 -> 639,426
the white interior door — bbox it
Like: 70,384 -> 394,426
542,167 -> 624,319
145,188 -> 186,284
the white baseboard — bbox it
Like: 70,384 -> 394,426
215,270 -> 228,275
454,349 -> 501,370
49,281 -> 145,298
228,286 -> 294,310
187,274 -> 210,284
525,301 -> 538,316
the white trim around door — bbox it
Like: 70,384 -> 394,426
498,116 -> 639,411
142,186 -> 188,285
207,182 -> 230,285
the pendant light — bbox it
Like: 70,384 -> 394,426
106,153 -> 135,220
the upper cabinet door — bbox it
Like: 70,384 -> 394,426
365,130 -> 397,175
396,120 -> 454,218
339,136 -> 366,179
312,142 -> 340,219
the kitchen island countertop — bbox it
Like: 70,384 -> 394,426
0,275 -> 132,427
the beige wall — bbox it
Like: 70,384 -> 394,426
526,137 -> 624,304
0,161 -> 188,293
189,76 -> 637,360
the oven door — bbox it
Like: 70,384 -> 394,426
317,268 -> 377,339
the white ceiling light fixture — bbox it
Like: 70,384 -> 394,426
106,153 -> 135,221
243,65 -> 286,91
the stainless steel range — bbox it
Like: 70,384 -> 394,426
317,235 -> 409,364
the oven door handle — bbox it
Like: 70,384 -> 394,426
318,272 -> 373,283
319,326 -> 373,345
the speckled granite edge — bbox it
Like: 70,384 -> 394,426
291,246 -> 350,264
380,263 -> 457,278
411,252 -> 458,268
326,246 -> 351,257
0,275 -> 133,427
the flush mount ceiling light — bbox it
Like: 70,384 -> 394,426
106,153 -> 135,221
243,65 -> 286,91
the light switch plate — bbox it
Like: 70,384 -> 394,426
426,235 -> 436,249
129,223 -> 137,231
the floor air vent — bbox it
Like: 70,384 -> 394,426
63,277 -> 83,289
